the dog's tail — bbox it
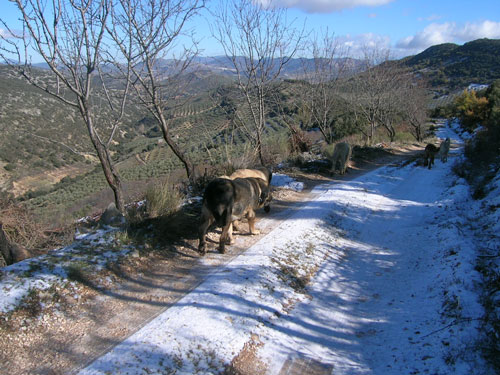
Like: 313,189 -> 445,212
212,204 -> 230,227
204,178 -> 234,227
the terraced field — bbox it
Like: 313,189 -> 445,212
17,91 -> 290,219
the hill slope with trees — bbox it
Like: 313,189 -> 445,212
402,38 -> 500,91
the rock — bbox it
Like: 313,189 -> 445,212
295,152 -> 316,166
98,203 -> 127,227
0,223 -> 30,266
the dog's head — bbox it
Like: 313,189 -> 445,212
258,185 -> 272,213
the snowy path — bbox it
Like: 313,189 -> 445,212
79,124 -> 485,374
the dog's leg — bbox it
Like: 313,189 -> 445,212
226,222 -> 234,244
219,207 -> 233,254
247,210 -> 260,235
219,222 -> 231,254
198,207 -> 213,255
232,220 -> 241,232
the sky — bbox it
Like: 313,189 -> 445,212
201,0 -> 500,58
1,0 -> 500,62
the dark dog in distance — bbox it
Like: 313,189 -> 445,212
198,177 -> 272,255
423,144 -> 440,169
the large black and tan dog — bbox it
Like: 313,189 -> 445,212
198,177 -> 272,255
223,166 -> 272,215
227,166 -> 272,187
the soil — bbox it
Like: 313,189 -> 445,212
0,144 -> 423,375
9,163 -> 93,198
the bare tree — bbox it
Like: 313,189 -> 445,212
344,47 -> 394,145
400,78 -> 430,142
299,30 -> 351,144
1,0 -> 131,213
375,65 -> 412,142
211,0 -> 303,165
107,0 -> 204,181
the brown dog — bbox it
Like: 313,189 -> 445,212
198,177 -> 272,255
227,167 -> 272,186
220,167 -> 273,231
424,144 -> 440,169
224,166 -> 272,213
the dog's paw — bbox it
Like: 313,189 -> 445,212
250,230 -> 261,235
198,243 -> 207,256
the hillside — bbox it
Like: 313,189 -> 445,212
0,65 -> 148,194
1,121 -> 497,374
0,64 -> 291,219
2,38 -> 499,218
402,38 -> 500,91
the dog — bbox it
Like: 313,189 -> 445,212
198,177 -> 272,255
224,166 -> 272,213
423,143 -> 440,169
330,142 -> 352,175
227,166 -> 272,186
220,166 -> 273,231
439,137 -> 451,162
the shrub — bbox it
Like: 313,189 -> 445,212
393,131 -> 416,143
3,163 -> 16,171
263,132 -> 292,164
145,178 -> 184,218
0,192 -> 72,255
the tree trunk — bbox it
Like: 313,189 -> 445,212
256,129 -> 265,165
384,123 -> 396,142
85,115 -> 126,214
163,130 -> 195,180
416,125 -> 423,142
96,146 -> 126,214
154,111 -> 195,181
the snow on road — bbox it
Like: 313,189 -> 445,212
79,123 -> 488,375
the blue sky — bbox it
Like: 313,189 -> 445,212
2,0 -> 500,61
202,0 -> 500,58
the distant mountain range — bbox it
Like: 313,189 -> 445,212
26,38 -> 500,91
401,38 -> 500,91
162,38 -> 500,91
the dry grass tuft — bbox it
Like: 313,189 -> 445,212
145,178 -> 184,219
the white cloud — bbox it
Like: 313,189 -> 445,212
336,33 -> 392,57
256,0 -> 394,13
396,20 -> 500,53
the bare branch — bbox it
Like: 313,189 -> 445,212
211,0 -> 304,164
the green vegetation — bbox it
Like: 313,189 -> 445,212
453,89 -> 489,131
1,38 -> 499,225
442,80 -> 500,199
403,38 -> 500,91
